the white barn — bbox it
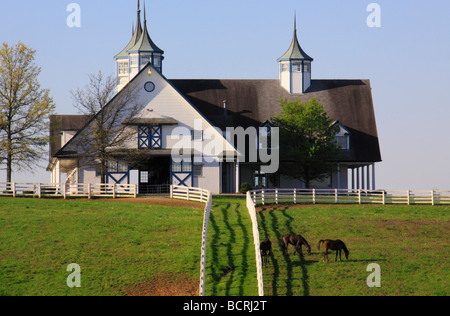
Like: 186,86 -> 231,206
48,2 -> 382,194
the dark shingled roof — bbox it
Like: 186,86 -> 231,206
170,79 -> 382,163
49,115 -> 92,161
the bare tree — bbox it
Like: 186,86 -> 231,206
70,70 -> 141,183
0,42 -> 55,182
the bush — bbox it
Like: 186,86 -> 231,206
239,182 -> 252,194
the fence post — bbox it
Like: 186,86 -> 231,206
431,190 -> 435,206
382,190 -> 386,205
88,184 -> 91,199
12,183 -> 16,198
358,189 -> 361,205
312,189 -> 316,204
63,183 -> 67,200
335,189 -> 338,204
170,185 -> 173,199
293,189 -> 297,204
38,183 -> 41,199
262,190 -> 265,205
134,184 -> 137,198
113,184 -> 116,199
275,188 -> 279,204
407,190 -> 410,205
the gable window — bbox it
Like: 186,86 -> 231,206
336,135 -> 350,150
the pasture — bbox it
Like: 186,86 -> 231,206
0,196 -> 448,296
257,203 -> 449,296
0,197 -> 204,296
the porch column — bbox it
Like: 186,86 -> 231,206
356,168 -> 360,189
336,163 -> 341,189
372,164 -> 376,190
235,162 -> 240,194
351,168 -> 355,190
361,166 -> 365,190
366,165 -> 370,191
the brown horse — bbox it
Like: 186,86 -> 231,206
260,238 -> 272,267
281,234 -> 312,256
318,240 -> 349,262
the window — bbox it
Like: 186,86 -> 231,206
254,170 -> 267,188
153,56 -> 161,67
336,135 -> 350,150
118,62 -> 128,75
172,161 -> 192,173
191,130 -> 203,141
194,165 -> 203,177
140,171 -> 149,184
304,63 -> 310,72
107,161 -> 128,173
281,63 -> 289,72
130,56 -> 138,66
292,63 -> 302,72
141,55 -> 151,65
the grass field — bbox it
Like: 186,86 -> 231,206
1,196 -> 448,296
0,197 -> 204,296
257,203 -> 450,296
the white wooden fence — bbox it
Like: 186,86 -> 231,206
250,188 -> 450,206
170,185 -> 213,297
0,182 -> 137,199
246,191 -> 265,297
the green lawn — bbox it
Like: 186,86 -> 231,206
1,197 -> 448,296
257,204 -> 450,296
205,196 -> 259,296
0,198 -> 204,296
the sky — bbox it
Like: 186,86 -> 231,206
0,0 -> 449,190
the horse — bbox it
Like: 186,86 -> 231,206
281,234 -> 312,256
260,238 -> 272,267
318,239 -> 350,262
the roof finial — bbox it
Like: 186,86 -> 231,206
138,0 -> 140,11
294,11 -> 297,32
144,0 -> 147,22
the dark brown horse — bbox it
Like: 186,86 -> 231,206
260,238 -> 272,267
281,234 -> 311,256
318,240 -> 349,262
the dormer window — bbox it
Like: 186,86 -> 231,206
333,121 -> 351,151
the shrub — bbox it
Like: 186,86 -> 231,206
239,182 -> 252,194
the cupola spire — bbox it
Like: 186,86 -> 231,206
278,13 -> 313,94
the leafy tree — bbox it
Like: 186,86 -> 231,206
271,98 -> 340,188
0,42 -> 55,182
70,70 -> 141,183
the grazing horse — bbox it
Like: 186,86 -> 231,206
281,234 -> 312,256
318,240 -> 350,262
260,238 -> 272,267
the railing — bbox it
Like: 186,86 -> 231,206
250,188 -> 450,206
0,182 -> 137,199
170,185 -> 213,297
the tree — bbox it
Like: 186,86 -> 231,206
271,98 -> 340,188
0,42 -> 55,182
70,70 -> 141,183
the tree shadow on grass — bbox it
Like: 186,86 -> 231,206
258,207 -> 311,296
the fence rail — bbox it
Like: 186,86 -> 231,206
250,188 -> 450,206
170,185 -> 212,297
0,182 -> 137,199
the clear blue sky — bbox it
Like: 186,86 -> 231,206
1,0 -> 449,190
